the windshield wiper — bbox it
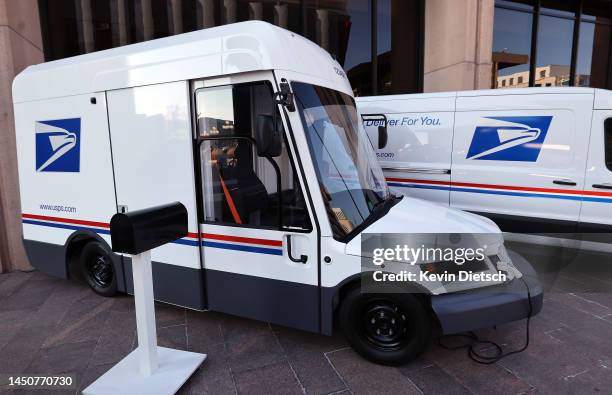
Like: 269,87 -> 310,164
340,194 -> 402,243
371,192 -> 398,211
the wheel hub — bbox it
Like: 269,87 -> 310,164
90,255 -> 112,287
363,300 -> 409,349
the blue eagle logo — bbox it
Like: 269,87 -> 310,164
466,116 -> 553,162
35,118 -> 81,172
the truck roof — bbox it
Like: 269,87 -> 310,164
355,87 -> 596,102
13,21 -> 350,103
356,87 -> 612,110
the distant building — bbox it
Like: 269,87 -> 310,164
497,65 -> 571,88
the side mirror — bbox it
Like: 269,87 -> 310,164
377,124 -> 388,149
255,114 -> 283,157
361,114 -> 388,149
275,80 -> 296,112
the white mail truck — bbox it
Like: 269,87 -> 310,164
13,21 -> 541,365
358,88 -> 612,252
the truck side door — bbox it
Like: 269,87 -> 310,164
451,92 -> 592,233
358,95 -> 455,205
107,81 -> 204,309
193,72 -> 320,333
578,110 -> 612,234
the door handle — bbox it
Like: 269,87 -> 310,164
553,179 -> 577,186
286,235 -> 307,263
593,183 -> 612,190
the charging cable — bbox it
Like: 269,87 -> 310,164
437,277 -> 533,365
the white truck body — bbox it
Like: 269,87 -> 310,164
13,22 -> 540,348
357,88 -> 612,252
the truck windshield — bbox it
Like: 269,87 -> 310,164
292,82 -> 390,240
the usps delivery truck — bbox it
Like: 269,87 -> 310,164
358,88 -> 612,252
13,21 -> 541,365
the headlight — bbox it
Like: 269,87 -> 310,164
490,245 -> 522,280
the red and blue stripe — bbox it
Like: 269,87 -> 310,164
201,233 -> 283,256
387,178 -> 612,204
22,213 -> 111,234
21,213 -> 283,256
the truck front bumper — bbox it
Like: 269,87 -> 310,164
430,250 -> 543,335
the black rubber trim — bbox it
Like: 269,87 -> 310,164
122,256 -> 206,310
470,211 -> 612,243
431,250 -> 543,335
206,268 -> 319,333
469,211 -> 578,234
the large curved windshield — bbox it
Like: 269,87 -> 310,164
292,82 -> 390,240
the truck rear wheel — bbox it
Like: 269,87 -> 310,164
339,286 -> 431,365
80,241 -> 118,297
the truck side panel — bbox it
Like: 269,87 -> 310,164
452,93 -> 593,232
14,92 -> 118,278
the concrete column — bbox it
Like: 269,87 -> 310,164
249,2 -> 263,20
0,0 -> 42,273
423,0 -> 494,92
223,0 -> 237,24
474,0 -> 494,90
141,0 -> 154,41
316,9 -> 330,51
75,0 -> 95,53
111,0 -> 128,46
274,4 -> 289,28
198,0 -> 215,29
169,0 -> 183,35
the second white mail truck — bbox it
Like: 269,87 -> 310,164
358,88 -> 612,252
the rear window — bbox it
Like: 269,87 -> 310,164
606,118 -> 612,171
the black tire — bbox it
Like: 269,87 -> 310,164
80,241 -> 118,297
339,286 -> 431,365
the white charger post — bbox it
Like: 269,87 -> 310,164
83,202 -> 206,395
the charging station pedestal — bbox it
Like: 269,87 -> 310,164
83,203 -> 206,395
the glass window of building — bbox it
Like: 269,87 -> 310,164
493,0 -> 612,90
577,3 -> 612,88
541,0 -> 576,18
492,4 -> 533,88
535,11 -> 573,87
235,0 -> 301,33
39,1 -> 83,60
39,0 -> 424,96
305,0 -> 373,96
180,0 -> 218,32
375,0 -> 423,95
496,0 -> 533,11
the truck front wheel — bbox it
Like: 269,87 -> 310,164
80,241 -> 118,297
339,286 -> 431,365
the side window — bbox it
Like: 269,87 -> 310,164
605,118 -> 612,172
195,81 -> 311,231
